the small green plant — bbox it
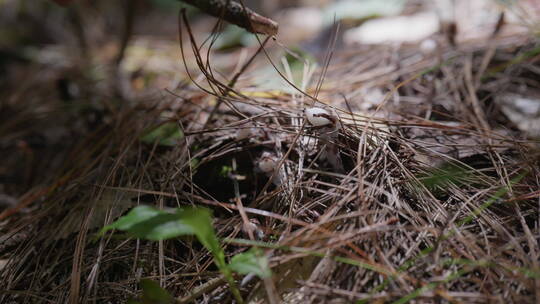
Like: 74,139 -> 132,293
98,205 -> 271,303
219,165 -> 233,177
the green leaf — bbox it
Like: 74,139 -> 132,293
178,207 -> 220,253
98,205 -> 222,261
99,206 -> 241,302
140,122 -> 183,146
98,205 -> 165,237
99,206 -> 219,243
139,279 -> 173,304
126,212 -> 197,241
229,248 -> 272,278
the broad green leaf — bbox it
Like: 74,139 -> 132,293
229,248 -> 272,278
139,279 -> 173,304
99,205 -> 166,237
178,207 -> 224,265
99,206 -> 219,243
125,212 -> 197,241
99,206 -> 239,302
140,122 -> 183,146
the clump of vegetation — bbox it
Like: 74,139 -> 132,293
99,205 -> 271,303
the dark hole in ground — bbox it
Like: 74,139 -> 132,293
191,148 -> 266,207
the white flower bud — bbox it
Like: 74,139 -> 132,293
305,107 -> 334,127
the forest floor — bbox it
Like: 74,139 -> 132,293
1,1 -> 540,303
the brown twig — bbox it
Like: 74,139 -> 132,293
179,0 -> 278,35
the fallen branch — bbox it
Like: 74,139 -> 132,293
179,0 -> 278,35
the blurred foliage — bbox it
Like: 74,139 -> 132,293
324,0 -> 405,24
140,122 -> 183,146
229,248 -> 272,279
213,24 -> 261,50
128,279 -> 173,304
417,162 -> 473,192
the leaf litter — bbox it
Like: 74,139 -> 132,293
1,1 -> 540,303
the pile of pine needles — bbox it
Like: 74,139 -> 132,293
1,9 -> 540,304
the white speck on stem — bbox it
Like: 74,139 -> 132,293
235,128 -> 252,140
420,38 -> 438,55
258,152 -> 284,186
258,152 -> 277,173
